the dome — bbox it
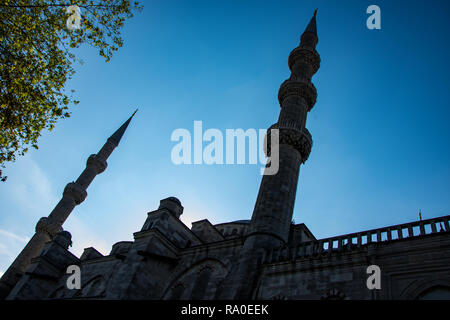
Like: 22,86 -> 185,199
166,197 -> 181,205
57,230 -> 72,240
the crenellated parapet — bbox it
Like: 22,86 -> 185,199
263,215 -> 450,265
63,182 -> 88,205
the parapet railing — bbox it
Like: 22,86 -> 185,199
264,215 -> 450,264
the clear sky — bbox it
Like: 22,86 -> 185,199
1,0 -> 450,276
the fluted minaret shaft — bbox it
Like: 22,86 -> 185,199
0,110 -> 137,299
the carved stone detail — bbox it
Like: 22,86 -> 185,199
87,154 -> 107,174
35,217 -> 62,237
278,80 -> 317,111
288,47 -> 320,74
63,182 -> 87,205
265,123 -> 312,163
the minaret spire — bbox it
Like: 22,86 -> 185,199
304,9 -> 318,34
0,110 -> 137,299
219,10 -> 321,299
109,108 -> 138,146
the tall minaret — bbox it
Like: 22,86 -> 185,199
0,110 -> 137,299
248,10 -> 319,247
219,11 -> 320,299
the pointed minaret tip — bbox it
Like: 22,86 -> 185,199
108,109 -> 137,147
303,9 -> 318,35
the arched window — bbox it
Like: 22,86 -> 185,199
417,286 -> 450,300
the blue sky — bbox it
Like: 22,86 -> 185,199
1,0 -> 450,276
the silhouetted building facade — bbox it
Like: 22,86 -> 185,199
1,11 -> 450,300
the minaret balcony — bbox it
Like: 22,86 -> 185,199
35,217 -> 62,237
265,123 -> 312,163
278,80 -> 317,112
288,46 -> 320,75
87,154 -> 108,174
63,182 -> 88,205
